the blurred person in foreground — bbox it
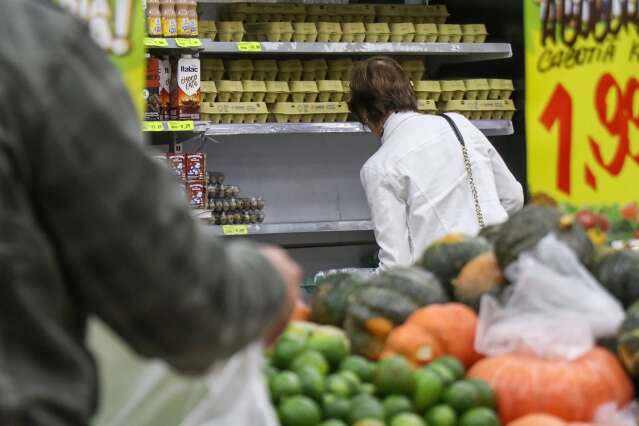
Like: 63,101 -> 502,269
0,1 -> 301,424
350,57 -> 524,270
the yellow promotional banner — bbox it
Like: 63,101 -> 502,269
525,0 -> 639,204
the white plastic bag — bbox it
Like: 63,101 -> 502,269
594,402 -> 638,426
475,234 -> 625,360
180,343 -> 278,426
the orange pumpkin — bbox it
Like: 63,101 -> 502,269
469,348 -> 633,424
380,303 -> 481,368
507,413 -> 620,426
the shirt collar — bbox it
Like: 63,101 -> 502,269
381,111 -> 420,144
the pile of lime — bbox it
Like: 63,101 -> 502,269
266,323 -> 500,426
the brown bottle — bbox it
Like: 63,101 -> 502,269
176,0 -> 191,37
161,0 -> 177,38
147,0 -> 162,37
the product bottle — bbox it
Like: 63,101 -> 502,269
161,0 -> 178,38
188,0 -> 199,36
176,54 -> 201,120
159,55 -> 172,120
176,0 -> 191,37
147,0 -> 162,37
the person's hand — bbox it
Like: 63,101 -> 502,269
260,245 -> 302,345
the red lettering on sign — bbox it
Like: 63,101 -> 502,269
540,83 -> 573,194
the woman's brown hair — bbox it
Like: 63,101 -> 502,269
348,56 -> 418,127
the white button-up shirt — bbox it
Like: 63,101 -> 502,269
360,111 -> 524,270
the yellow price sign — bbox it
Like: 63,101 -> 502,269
175,38 -> 203,48
142,121 -> 165,132
167,121 -> 195,131
237,42 -> 262,52
144,37 -> 169,47
222,225 -> 249,235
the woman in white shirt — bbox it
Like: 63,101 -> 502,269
349,57 -> 524,270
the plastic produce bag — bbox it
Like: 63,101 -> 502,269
313,267 -> 377,283
594,402 -> 638,426
475,233 -> 625,360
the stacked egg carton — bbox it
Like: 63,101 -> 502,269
436,79 -> 516,120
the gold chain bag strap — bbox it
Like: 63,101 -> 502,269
437,113 -> 485,229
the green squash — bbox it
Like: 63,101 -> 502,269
310,273 -> 367,326
478,224 -> 503,245
617,301 -> 639,377
493,206 -> 595,270
418,234 -> 492,297
591,249 -> 639,308
344,267 -> 448,359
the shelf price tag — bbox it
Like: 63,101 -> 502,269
222,225 -> 249,235
144,37 -> 169,47
142,121 -> 165,132
167,121 -> 195,131
175,38 -> 203,48
237,42 -> 262,52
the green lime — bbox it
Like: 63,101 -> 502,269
353,420 -> 385,426
338,370 -> 361,392
269,371 -> 302,403
424,404 -> 458,426
325,374 -> 353,398
291,350 -> 330,377
307,328 -> 350,367
425,363 -> 456,387
272,335 -> 307,369
374,356 -> 415,396
443,381 -> 481,414
359,383 -> 376,395
278,395 -> 322,426
389,413 -> 426,426
464,379 -> 496,409
297,366 -> 325,401
413,368 -> 443,411
340,355 -> 376,382
349,394 -> 385,423
459,407 -> 500,426
264,364 -> 279,381
319,420 -> 348,426
383,395 -> 414,420
432,356 -> 465,380
321,394 -> 350,421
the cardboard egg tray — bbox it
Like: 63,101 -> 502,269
414,24 -> 439,42
417,99 -> 438,114
215,80 -> 244,102
241,80 -> 267,102
317,22 -> 343,42
464,79 -> 490,100
399,59 -> 426,81
341,81 -> 351,102
339,4 -> 376,23
328,58 -> 354,80
253,60 -> 278,81
226,3 -> 306,23
462,24 -> 488,43
440,99 -> 516,120
269,102 -> 349,123
414,81 -> 442,101
302,59 -> 328,81
199,21 -> 217,40
375,5 -> 449,24
440,80 -> 467,101
217,21 -> 245,42
365,23 -> 391,42
306,5 -> 337,22
488,79 -> 515,100
202,59 -> 225,81
201,102 -> 269,124
245,22 -> 294,42
293,23 -> 318,42
317,80 -> 344,102
289,81 -> 319,102
341,23 -> 366,42
225,59 -> 254,81
437,24 -> 463,43
264,81 -> 290,103
201,81 -> 218,103
278,59 -> 303,81
390,23 -> 416,42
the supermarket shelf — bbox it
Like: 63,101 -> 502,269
473,119 -> 515,136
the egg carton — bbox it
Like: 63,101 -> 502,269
253,60 -> 278,81
269,102 -> 349,123
437,24 -> 462,43
440,80 -> 467,101
215,80 -> 243,102
217,21 -> 245,42
341,23 -> 366,42
293,23 -> 318,42
201,81 -> 218,103
289,81 -> 319,102
389,23 -> 416,42
440,99 -> 516,120
462,24 -> 488,43
375,5 -> 449,24
201,102 -> 269,124
317,22 -> 343,42
306,5 -> 337,22
327,58 -> 354,80
241,80 -> 267,102
264,81 -> 290,103
202,59 -> 224,81
317,80 -> 344,102
245,22 -> 294,42
339,4 -> 376,23
302,59 -> 328,81
260,4 -> 306,22
417,99 -> 438,114
225,3 -> 261,23
464,79 -> 490,100
414,81 -> 442,101
225,59 -> 254,81
341,80 -> 351,102
399,59 -> 426,81
278,60 -> 303,81
488,79 -> 515,100
365,23 -> 391,42
414,24 -> 438,43
199,21 -> 217,40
